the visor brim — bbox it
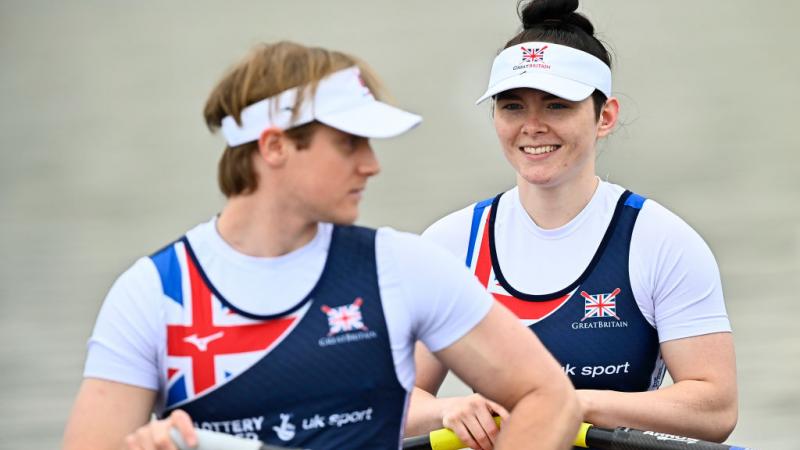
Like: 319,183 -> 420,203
476,72 -> 596,104
318,101 -> 422,139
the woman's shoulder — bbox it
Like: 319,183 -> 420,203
624,191 -> 728,341
601,181 -> 700,241
420,196 -> 496,261
630,191 -> 721,288
376,226 -> 467,266
423,202 -> 476,237
637,196 -> 706,244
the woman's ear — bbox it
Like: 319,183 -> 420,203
257,127 -> 290,166
597,97 -> 620,138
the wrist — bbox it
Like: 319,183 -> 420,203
437,397 -> 457,423
577,390 -> 598,422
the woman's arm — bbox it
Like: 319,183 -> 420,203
406,343 -> 510,450
578,332 -> 737,442
405,343 -> 449,437
602,200 -> 738,441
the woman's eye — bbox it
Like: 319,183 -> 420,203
546,102 -> 569,110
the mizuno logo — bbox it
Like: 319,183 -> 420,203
183,331 -> 224,351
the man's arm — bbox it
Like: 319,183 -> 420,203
63,378 -> 157,450
407,344 -> 510,450
434,302 -> 581,450
577,332 -> 737,442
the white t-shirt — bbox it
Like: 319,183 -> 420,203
422,181 -> 731,343
84,219 -> 493,394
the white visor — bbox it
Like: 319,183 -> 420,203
221,66 -> 422,146
476,42 -> 611,104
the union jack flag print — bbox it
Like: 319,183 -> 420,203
521,45 -> 548,63
580,288 -> 621,321
153,241 -> 303,408
321,297 -> 368,336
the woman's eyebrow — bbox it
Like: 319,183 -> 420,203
542,93 -> 563,100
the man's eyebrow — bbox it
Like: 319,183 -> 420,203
495,92 -> 522,101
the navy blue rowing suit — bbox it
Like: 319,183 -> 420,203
465,190 -> 665,392
151,225 -> 406,449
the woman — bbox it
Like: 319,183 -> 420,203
62,41 -> 580,450
407,1 -> 738,448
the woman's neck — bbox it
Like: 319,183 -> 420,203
517,174 -> 600,230
216,193 -> 319,258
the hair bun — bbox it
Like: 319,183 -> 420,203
519,0 -> 594,35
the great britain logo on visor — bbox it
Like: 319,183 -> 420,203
521,45 -> 548,65
221,66 -> 421,147
476,42 -> 611,104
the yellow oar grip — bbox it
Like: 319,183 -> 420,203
429,417 -> 502,450
574,422 -> 593,448
429,418 -> 593,450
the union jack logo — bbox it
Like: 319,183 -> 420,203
159,242 -> 302,408
321,297 -> 368,336
521,45 -> 548,63
580,288 -> 621,321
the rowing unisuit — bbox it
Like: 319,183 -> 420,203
422,181 -> 732,391
83,219 -> 493,449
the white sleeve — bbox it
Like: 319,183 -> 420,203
420,204 -> 475,264
630,201 -> 731,343
377,228 -> 493,390
83,257 -> 164,391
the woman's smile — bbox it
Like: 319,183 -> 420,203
520,144 -> 561,156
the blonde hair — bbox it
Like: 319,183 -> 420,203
204,41 -> 386,197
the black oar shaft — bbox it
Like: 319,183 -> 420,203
586,426 -> 750,450
400,422 -> 754,450
402,434 -> 432,450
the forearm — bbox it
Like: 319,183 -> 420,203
579,380 -> 737,442
495,384 -> 581,450
405,387 -> 451,437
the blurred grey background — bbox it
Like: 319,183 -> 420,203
1,1 -> 798,448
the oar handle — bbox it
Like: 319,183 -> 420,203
170,428 -> 262,450
424,417 -> 505,450
405,418 -> 755,450
170,428 -> 306,450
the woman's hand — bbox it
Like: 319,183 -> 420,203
124,409 -> 196,450
440,393 -> 510,450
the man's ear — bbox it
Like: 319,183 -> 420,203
597,97 -> 620,139
257,127 -> 290,167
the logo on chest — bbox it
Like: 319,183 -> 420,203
570,288 -> 629,330
318,297 -> 378,347
164,252 -> 306,406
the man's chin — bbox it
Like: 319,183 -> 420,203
325,211 -> 359,226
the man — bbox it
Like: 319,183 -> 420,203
63,41 -> 579,450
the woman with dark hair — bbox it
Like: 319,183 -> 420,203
407,0 -> 738,448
